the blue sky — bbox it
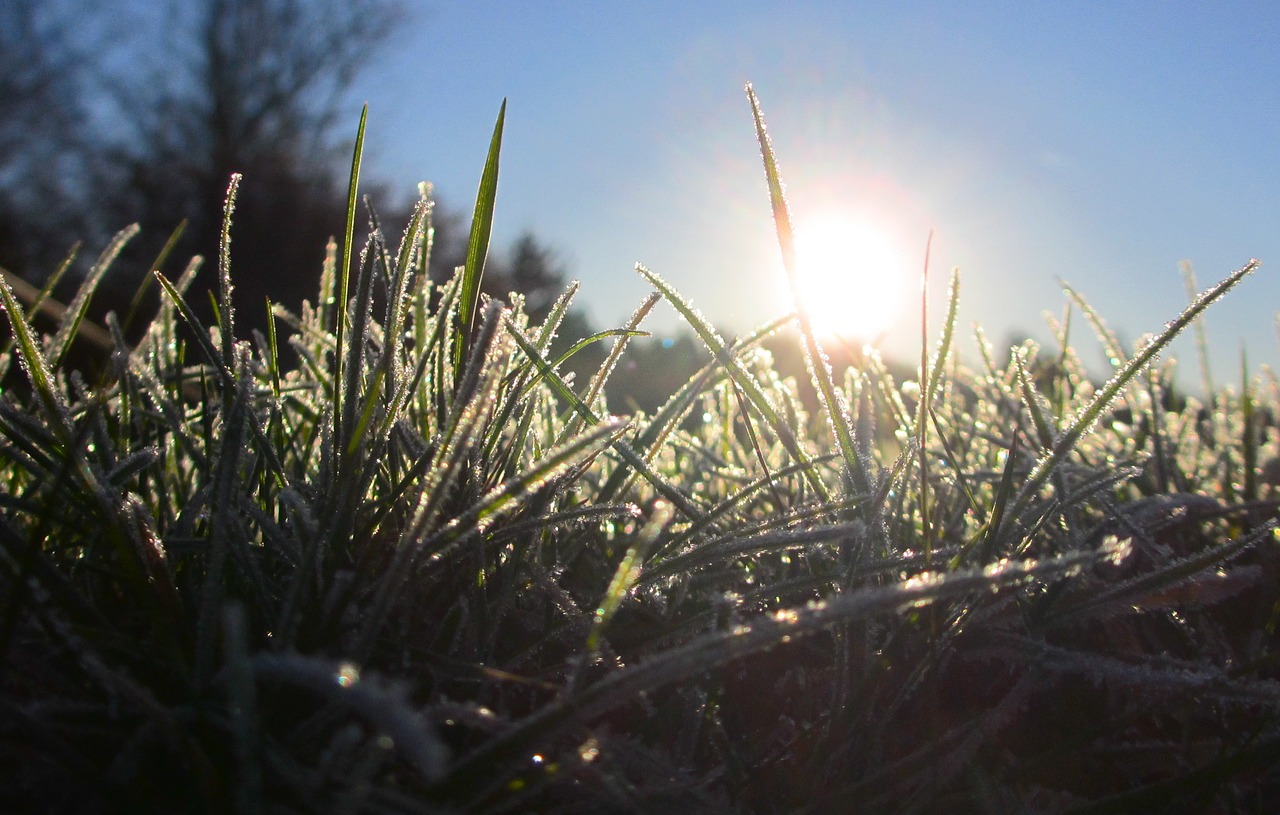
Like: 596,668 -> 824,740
345,1 -> 1280,387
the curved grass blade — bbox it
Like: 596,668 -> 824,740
1061,277 -> 1128,370
597,312 -> 792,503
563,292 -> 659,440
48,224 -> 139,370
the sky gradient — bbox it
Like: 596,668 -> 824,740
344,1 -> 1280,389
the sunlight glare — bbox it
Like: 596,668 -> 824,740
790,213 -> 909,343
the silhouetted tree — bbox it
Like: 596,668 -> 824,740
0,0 -> 99,279
2,0 -> 602,373
89,0 -> 405,332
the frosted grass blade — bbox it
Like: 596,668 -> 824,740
0,272 -> 72,442
1010,259 -> 1260,523
217,174 -> 241,367
1061,278 -> 1127,370
1015,348 -> 1056,451
504,315 -> 702,520
636,263 -> 828,499
48,224 -> 138,370
1181,260 -> 1215,397
748,83 -> 871,495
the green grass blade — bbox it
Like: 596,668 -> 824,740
1242,350 -> 1258,501
971,431 -> 1021,564
924,266 -> 960,410
584,501 -> 674,654
504,316 -> 702,520
153,271 -> 232,389
0,243 -> 77,373
597,313 -> 791,503
334,104 -> 368,447
0,273 -> 72,442
564,292 -> 659,439
121,219 -> 187,337
456,98 -> 507,374
48,224 -> 139,370
1014,348 -> 1056,451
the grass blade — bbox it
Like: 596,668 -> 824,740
1010,259 -> 1260,524
456,98 -> 507,375
333,104 -> 368,448
747,83 -> 871,495
636,263 -> 828,499
217,174 -> 241,367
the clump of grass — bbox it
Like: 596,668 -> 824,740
1,87 -> 1278,814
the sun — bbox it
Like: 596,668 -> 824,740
789,212 -> 911,344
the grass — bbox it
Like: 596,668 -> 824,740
1,86 -> 1279,814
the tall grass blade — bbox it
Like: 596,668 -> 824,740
333,104 -> 368,448
563,292 -> 658,439
1180,260 -> 1215,398
217,174 -> 242,367
1241,349 -> 1258,501
456,99 -> 507,375
747,83 -> 871,495
1015,348 -> 1056,451
0,274 -> 72,442
122,219 -> 187,337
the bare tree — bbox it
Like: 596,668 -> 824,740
0,0 -> 98,279
94,0 -> 404,328
2,0 -> 600,357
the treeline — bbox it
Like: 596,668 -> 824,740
0,0 -> 587,363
